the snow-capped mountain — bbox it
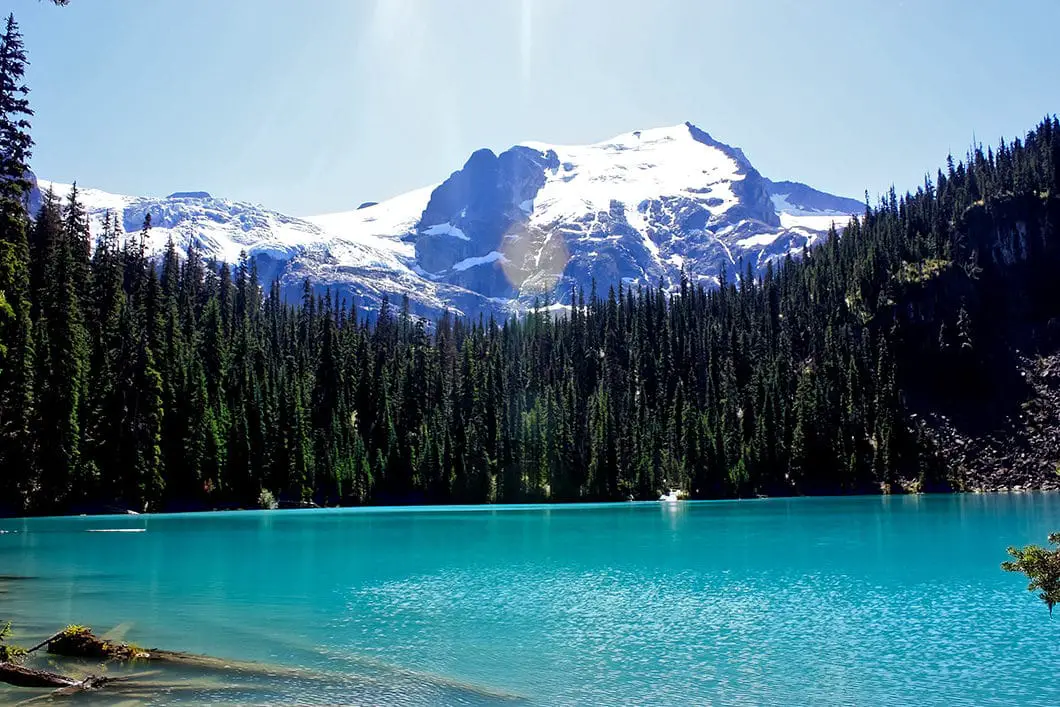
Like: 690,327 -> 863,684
35,122 -> 862,320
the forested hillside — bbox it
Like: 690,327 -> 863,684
1,16 -> 1058,515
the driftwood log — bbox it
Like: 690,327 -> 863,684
1,624 -> 527,703
0,626 -> 131,693
41,627 -> 255,669
46,626 -> 149,661
0,661 -> 107,690
24,630 -> 64,655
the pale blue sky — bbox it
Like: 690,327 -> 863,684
6,0 -> 1058,215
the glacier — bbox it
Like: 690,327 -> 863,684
34,122 -> 863,321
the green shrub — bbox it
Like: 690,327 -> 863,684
1003,533 -> 1060,614
258,488 -> 278,510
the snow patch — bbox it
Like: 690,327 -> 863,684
306,184 -> 435,258
424,222 -> 470,241
452,251 -> 508,271
771,193 -> 858,234
779,211 -> 853,232
736,231 -> 784,248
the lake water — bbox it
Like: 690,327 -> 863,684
1,494 -> 1058,705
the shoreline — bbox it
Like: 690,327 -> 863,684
2,488 -> 1058,523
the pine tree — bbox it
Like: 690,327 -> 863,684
0,15 -> 35,513
32,188 -> 89,511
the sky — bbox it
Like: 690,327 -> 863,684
5,0 -> 1059,216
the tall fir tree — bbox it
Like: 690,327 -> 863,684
0,15 -> 35,513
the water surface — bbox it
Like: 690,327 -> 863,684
1,494 -> 1058,705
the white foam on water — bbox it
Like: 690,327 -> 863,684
86,528 -> 146,533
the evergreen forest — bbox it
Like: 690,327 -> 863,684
2,16 -> 1059,515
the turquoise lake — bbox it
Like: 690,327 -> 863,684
1,494 -> 1058,705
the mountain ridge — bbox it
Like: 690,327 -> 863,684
34,123 -> 863,320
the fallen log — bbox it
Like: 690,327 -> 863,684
5,624 -> 528,703
24,630 -> 64,655
0,661 -> 106,690
40,625 -> 278,673
46,625 -> 149,661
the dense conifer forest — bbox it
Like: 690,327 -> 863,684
1,16 -> 1058,514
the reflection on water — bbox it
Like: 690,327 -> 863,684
1,495 -> 1059,706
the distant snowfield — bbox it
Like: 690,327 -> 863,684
40,180 -> 132,213
39,179 -> 424,274
305,184 -> 435,255
779,211 -> 853,232
771,194 -> 855,232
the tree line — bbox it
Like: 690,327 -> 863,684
1,15 -> 1059,514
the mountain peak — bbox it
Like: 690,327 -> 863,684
606,123 -> 700,144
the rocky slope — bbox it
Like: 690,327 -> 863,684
921,349 -> 1060,493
